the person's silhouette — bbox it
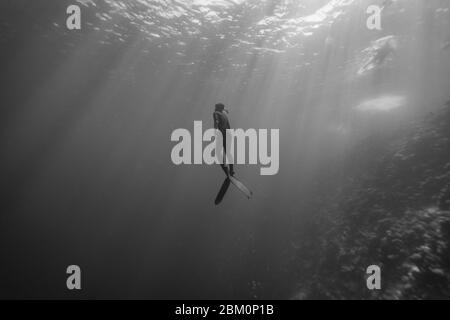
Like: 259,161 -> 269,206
213,103 -> 235,176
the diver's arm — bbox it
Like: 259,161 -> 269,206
213,112 -> 219,129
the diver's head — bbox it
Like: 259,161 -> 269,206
215,103 -> 225,112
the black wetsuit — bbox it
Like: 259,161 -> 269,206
213,110 -> 234,175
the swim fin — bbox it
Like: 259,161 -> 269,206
215,178 -> 231,205
228,175 -> 253,199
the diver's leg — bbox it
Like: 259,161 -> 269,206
224,130 -> 235,176
220,129 -> 229,176
220,164 -> 229,176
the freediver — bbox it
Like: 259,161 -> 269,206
213,103 -> 235,176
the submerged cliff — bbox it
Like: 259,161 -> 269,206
291,103 -> 450,299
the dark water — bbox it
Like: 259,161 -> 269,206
1,0 -> 450,299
